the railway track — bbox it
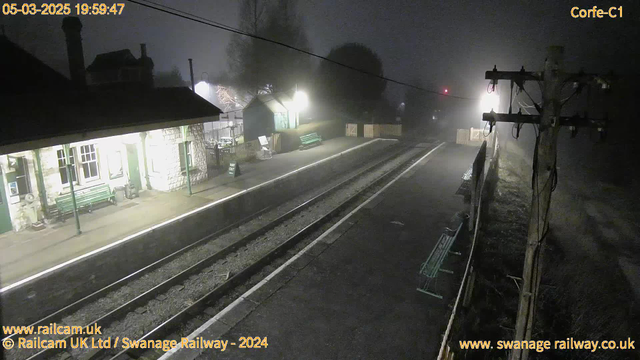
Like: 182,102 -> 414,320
4,140 -> 438,360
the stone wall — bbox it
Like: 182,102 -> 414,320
1,125 -> 210,231
147,124 -> 207,191
363,124 -> 401,138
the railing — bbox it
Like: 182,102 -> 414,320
437,130 -> 500,360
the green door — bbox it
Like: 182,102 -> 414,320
0,168 -> 13,234
126,144 -> 142,190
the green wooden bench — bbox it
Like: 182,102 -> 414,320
299,132 -> 322,149
55,183 -> 116,222
417,222 -> 463,299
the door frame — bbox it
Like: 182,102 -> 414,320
125,144 -> 142,190
0,167 -> 14,234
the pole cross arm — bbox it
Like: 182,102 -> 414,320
485,69 -> 541,87
563,72 -> 614,89
485,67 -> 541,93
482,112 -> 607,128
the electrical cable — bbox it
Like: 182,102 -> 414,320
127,0 -> 477,100
483,121 -> 491,137
522,87 -> 542,113
560,90 -> 578,107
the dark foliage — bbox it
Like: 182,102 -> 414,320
226,0 -> 312,96
314,43 -> 386,121
154,66 -> 186,88
403,79 -> 438,130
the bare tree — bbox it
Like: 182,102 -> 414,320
315,43 -> 386,120
226,0 -> 312,96
215,85 -> 248,112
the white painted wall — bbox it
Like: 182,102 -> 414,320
1,123 -> 209,231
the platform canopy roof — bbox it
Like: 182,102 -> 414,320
0,35 -> 73,96
246,92 -> 295,114
0,87 -> 222,154
0,33 -> 221,154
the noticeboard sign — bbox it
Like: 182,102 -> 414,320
228,161 -> 241,177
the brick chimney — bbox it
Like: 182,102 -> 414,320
140,43 -> 154,89
62,17 -> 86,90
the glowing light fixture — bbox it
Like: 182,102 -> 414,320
293,90 -> 309,111
195,81 -> 210,100
480,93 -> 500,113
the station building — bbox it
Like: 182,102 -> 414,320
243,92 -> 300,142
0,18 -> 221,233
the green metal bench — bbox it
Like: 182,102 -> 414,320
417,222 -> 463,299
299,132 -> 322,149
55,183 -> 116,222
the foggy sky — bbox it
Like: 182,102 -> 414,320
3,0 -> 639,104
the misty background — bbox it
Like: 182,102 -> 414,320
3,0 -> 640,185
4,0 -> 638,99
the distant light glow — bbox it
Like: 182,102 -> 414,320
195,81 -> 210,100
293,91 -> 309,111
480,93 -> 500,113
444,88 -> 449,94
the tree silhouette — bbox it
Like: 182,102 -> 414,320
403,79 -> 433,129
154,66 -> 186,87
315,43 -> 386,121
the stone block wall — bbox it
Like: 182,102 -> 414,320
146,124 -> 207,191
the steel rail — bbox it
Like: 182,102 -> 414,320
110,142 -> 437,360
20,141 -> 416,360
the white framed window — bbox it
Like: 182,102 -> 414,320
108,150 -> 123,179
57,148 -> 78,186
178,141 -> 192,172
80,144 -> 100,180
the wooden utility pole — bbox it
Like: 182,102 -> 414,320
481,46 -> 611,360
512,46 -> 563,360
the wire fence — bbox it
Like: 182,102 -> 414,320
437,130 -> 500,360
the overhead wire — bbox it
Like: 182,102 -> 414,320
127,0 -> 477,101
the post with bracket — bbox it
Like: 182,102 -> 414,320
64,144 -> 81,235
181,125 -> 192,196
481,46 -> 612,360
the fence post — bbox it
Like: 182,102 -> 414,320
463,266 -> 476,307
469,141 -> 487,231
469,168 -> 477,231
214,144 -> 220,168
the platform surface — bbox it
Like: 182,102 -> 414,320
175,143 -> 478,360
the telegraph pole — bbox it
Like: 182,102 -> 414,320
512,46 -> 563,360
481,46 -> 610,360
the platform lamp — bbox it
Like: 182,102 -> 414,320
181,125 -> 192,196
64,144 -> 81,235
292,85 -> 309,129
228,120 -> 236,147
